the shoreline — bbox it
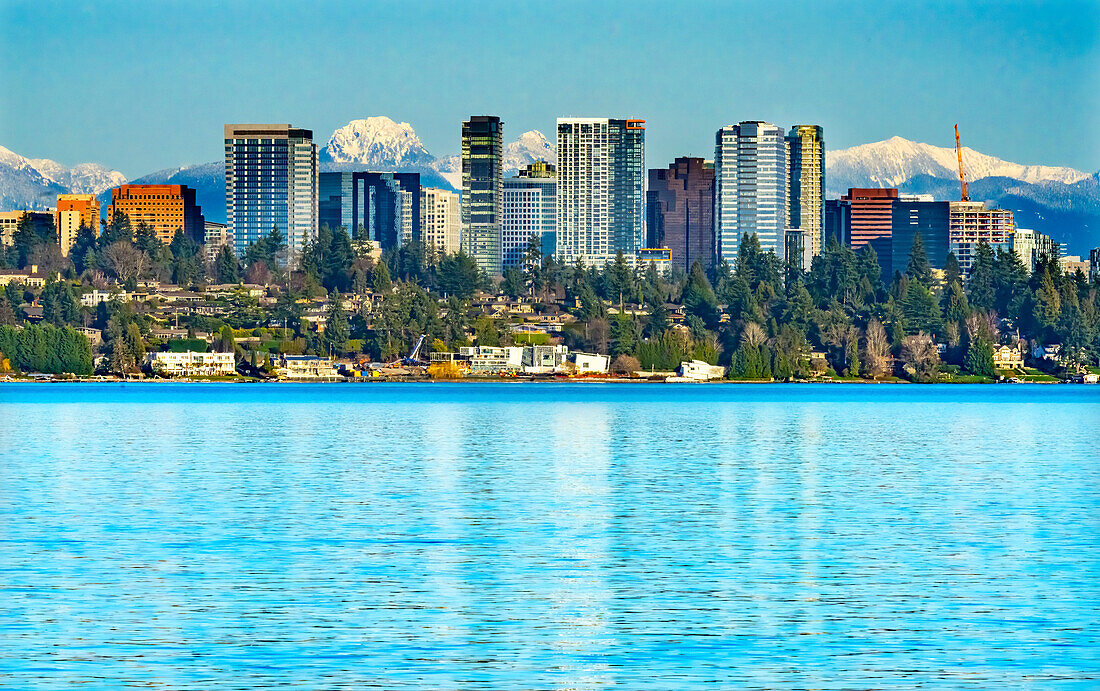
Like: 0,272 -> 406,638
0,376 -> 1071,385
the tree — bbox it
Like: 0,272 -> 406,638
371,260 -> 392,294
901,332 -> 940,382
863,318 -> 891,379
501,266 -> 525,298
610,312 -> 637,357
213,325 -> 236,354
730,322 -> 771,379
682,261 -> 719,327
944,252 -> 962,286
100,241 -> 148,282
964,336 -> 996,377
610,354 -> 641,376
324,291 -> 350,355
906,231 -> 933,286
900,282 -> 941,335
215,245 -> 239,284
437,252 -> 481,299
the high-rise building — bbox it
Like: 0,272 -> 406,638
786,125 -> 825,267
56,194 -> 100,236
54,209 -> 81,256
104,184 -> 205,244
949,201 -> 1015,279
646,157 -> 714,272
420,187 -> 461,256
887,200 -> 951,280
318,171 -> 420,250
556,117 -> 645,266
503,162 -> 556,268
224,124 -> 317,258
0,211 -> 53,249
461,116 -> 504,276
204,222 -> 231,264
714,121 -> 787,263
1091,248 -> 1100,282
1013,228 -> 1059,274
825,188 -> 900,250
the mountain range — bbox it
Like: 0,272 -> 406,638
1,119 -> 1095,254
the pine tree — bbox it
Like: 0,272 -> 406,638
906,232 -> 933,286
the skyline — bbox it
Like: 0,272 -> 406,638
0,1 -> 1097,178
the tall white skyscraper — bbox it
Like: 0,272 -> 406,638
555,117 -> 645,266
502,161 -> 556,267
714,121 -> 787,264
420,187 -> 461,255
224,124 -> 317,258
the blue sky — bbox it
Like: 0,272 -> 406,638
1,0 -> 1097,177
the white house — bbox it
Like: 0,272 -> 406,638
146,351 -> 236,377
572,352 -> 610,374
678,360 -> 726,381
278,355 -> 337,379
458,346 -> 525,373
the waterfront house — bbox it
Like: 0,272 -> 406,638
572,352 -> 610,374
678,360 -> 726,381
146,351 -> 236,377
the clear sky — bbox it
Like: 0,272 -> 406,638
1,0 -> 1097,178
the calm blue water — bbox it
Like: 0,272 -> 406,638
0,383 -> 1097,689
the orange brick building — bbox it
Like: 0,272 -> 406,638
104,184 -> 204,244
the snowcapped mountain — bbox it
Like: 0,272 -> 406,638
826,136 -> 1088,194
504,130 -> 555,171
322,116 -> 435,167
0,144 -> 126,209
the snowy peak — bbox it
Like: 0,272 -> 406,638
0,145 -> 126,196
826,136 -> 1089,188
504,130 -> 555,171
322,116 -> 435,167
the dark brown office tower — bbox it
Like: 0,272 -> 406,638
839,188 -> 899,248
646,157 -> 715,272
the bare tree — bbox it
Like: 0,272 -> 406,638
741,321 -> 766,347
863,318 -> 891,379
100,241 -> 148,282
901,331 -> 940,381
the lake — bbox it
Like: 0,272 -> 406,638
1,383 -> 1097,689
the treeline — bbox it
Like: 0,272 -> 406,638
0,324 -> 92,375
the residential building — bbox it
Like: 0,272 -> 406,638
318,171 -> 420,250
1091,248 -> 1100,281
146,351 -> 236,377
1060,255 -> 1091,276
572,352 -> 610,374
204,221 -> 231,264
992,344 -> 1025,370
949,201 -> 1015,279
420,187 -> 461,255
786,125 -> 825,267
556,117 -> 645,266
458,345 -> 524,373
714,121 -> 787,263
224,124 -> 318,257
886,200 -> 951,279
503,162 -> 556,268
521,344 -> 570,374
1013,228 -> 1059,273
678,360 -> 727,380
646,157 -> 714,272
54,209 -> 81,256
81,289 -> 130,307
55,193 -> 100,244
277,354 -> 337,379
462,116 -> 504,276
104,184 -> 205,244
0,264 -> 47,288
0,210 -> 53,248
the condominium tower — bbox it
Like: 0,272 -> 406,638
461,116 -> 504,276
950,201 -> 1015,278
420,187 -> 461,255
714,121 -> 787,263
646,157 -> 715,272
503,161 -> 556,268
224,124 -> 318,257
318,171 -> 420,250
786,125 -> 825,267
556,117 -> 645,265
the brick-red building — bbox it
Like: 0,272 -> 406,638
646,157 -> 715,272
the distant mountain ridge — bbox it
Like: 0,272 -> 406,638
1,126 -> 1095,253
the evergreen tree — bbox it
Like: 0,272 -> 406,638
682,261 -> 719,327
501,266 -> 525,298
964,337 -> 996,378
944,252 -> 962,286
324,291 -> 350,355
906,232 -> 933,286
215,245 -> 239,284
371,260 -> 392,294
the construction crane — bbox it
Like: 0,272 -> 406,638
402,334 -> 428,366
954,124 -> 969,202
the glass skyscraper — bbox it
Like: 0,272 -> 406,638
555,117 -> 645,266
713,121 -> 787,264
224,124 -> 317,258
318,171 -> 420,250
502,162 -> 556,268
461,116 -> 504,276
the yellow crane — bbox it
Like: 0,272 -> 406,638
954,124 -> 969,202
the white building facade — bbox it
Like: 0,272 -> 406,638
555,117 -> 645,266
503,175 -> 556,268
420,187 -> 461,255
714,121 -> 788,263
